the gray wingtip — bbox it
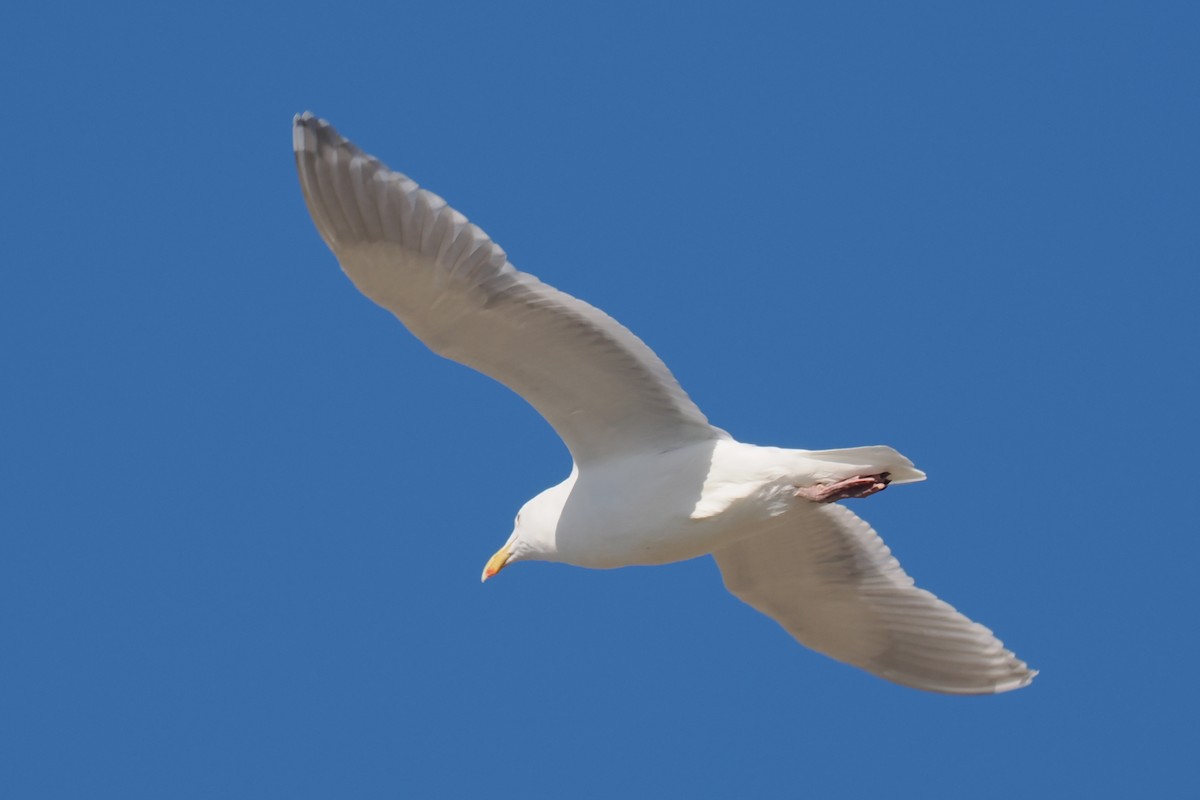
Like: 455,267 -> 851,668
954,659 -> 1039,695
293,111 -> 324,154
999,666 -> 1039,693
292,113 -> 368,164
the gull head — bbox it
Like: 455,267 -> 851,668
480,484 -> 567,582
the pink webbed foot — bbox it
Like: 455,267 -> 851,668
794,472 -> 892,504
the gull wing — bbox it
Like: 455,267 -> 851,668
294,113 -> 722,464
713,503 -> 1036,694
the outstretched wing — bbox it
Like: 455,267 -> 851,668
713,503 -> 1035,694
294,113 -> 723,464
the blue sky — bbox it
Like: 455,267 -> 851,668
3,1 -> 1197,797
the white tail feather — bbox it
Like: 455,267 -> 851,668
803,445 -> 926,484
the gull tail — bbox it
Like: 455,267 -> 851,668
804,445 -> 926,484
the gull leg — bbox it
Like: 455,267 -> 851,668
795,472 -> 891,503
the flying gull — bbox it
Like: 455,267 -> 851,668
293,113 -> 1035,694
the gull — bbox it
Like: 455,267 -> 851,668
293,113 -> 1035,694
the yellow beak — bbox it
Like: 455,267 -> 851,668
481,544 -> 512,582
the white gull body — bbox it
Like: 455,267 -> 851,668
293,113 -> 1035,694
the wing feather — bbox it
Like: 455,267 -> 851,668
294,113 -> 722,463
713,504 -> 1036,694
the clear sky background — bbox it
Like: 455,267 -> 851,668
3,2 -> 1198,797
